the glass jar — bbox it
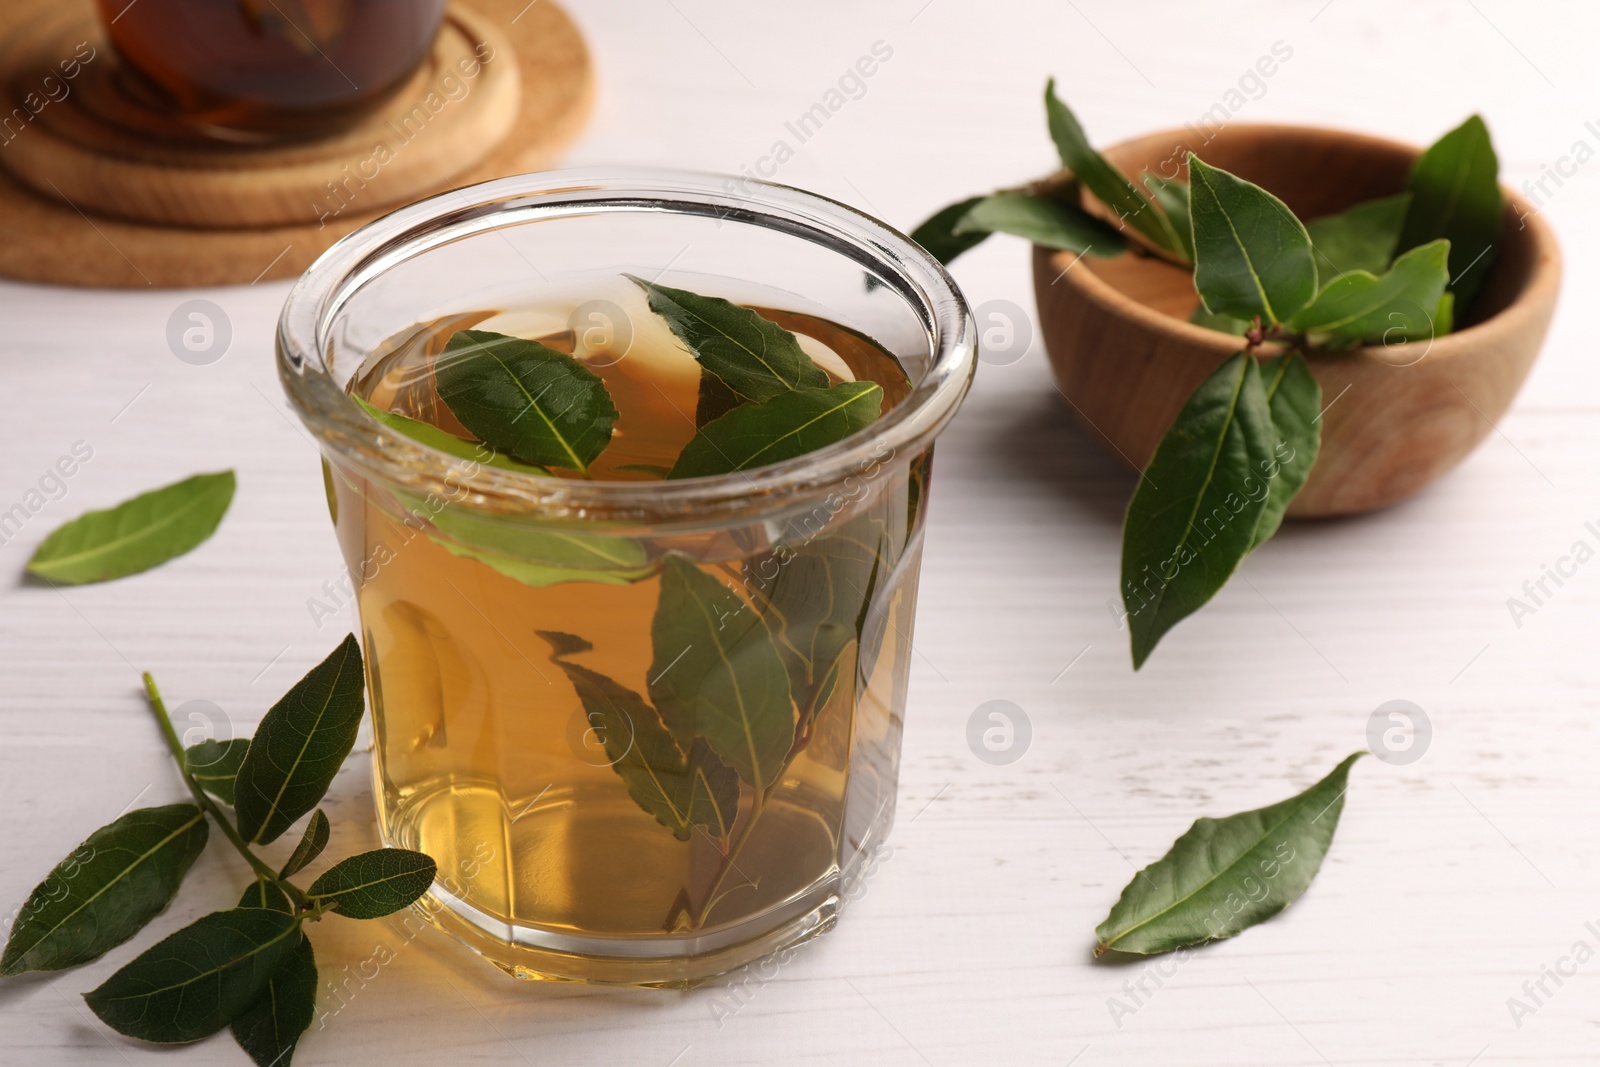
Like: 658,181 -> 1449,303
277,169 -> 975,986
97,0 -> 447,138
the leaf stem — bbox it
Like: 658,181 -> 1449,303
687,791 -> 767,927
299,899 -> 338,921
1244,317 -> 1310,356
142,672 -> 309,905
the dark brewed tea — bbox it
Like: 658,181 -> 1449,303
98,0 -> 446,137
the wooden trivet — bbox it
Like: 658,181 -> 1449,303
0,0 -> 593,288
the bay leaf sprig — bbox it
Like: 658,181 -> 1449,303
542,631 -> 740,844
1095,752 -> 1362,957
912,86 -> 1502,666
26,471 -> 235,585
540,543 -> 804,929
1119,153 -> 1456,665
0,636 -> 437,1067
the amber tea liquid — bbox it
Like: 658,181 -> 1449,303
326,280 -> 926,984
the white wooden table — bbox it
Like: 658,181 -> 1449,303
3,1 -> 1597,1063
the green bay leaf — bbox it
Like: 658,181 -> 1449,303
648,554 -> 795,796
414,496 -> 653,588
1142,172 -> 1194,262
668,382 -> 883,480
1045,79 -> 1183,256
350,395 -> 551,476
1187,155 -> 1317,325
694,367 -> 744,428
760,520 -> 889,728
277,809 -> 330,880
1399,114 -> 1502,309
185,737 -> 250,806
83,908 -> 300,1044
543,632 -> 739,842
425,502 -> 647,570
434,539 -> 655,589
1290,239 -> 1451,344
1095,753 -> 1363,956
1435,291 -> 1455,336
1187,302 -> 1249,336
434,329 -> 617,473
1121,352 -> 1276,668
231,933 -> 316,1067
1305,192 -> 1412,276
235,634 -> 366,846
1,804 -> 209,976
1248,354 -> 1322,551
951,191 -> 1128,257
307,849 -> 436,919
26,471 -> 234,585
628,276 -> 828,404
909,196 -> 991,265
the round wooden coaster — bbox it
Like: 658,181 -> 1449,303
3,6 -> 523,228
0,0 -> 593,288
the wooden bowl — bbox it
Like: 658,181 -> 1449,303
1033,124 -> 1561,516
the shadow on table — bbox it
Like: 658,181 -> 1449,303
976,385 -> 1392,547
968,385 -> 1139,535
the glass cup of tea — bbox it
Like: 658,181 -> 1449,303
277,169 -> 976,986
96,0 -> 448,138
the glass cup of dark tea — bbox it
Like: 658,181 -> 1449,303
277,169 -> 976,986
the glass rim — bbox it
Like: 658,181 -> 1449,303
276,166 -> 977,522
